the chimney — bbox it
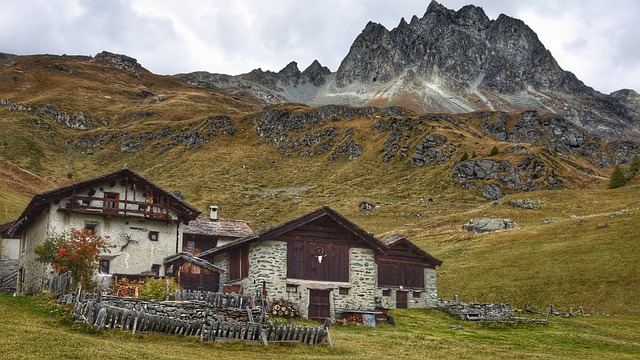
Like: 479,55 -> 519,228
209,205 -> 219,221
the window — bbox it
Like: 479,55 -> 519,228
103,192 -> 119,212
99,259 -> 110,274
382,289 -> 391,297
149,231 -> 159,241
338,287 -> 349,295
413,291 -> 422,298
286,284 -> 298,293
84,222 -> 99,235
151,264 -> 161,276
186,241 -> 195,253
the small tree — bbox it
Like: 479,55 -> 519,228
471,150 -> 477,159
139,277 -> 181,301
459,151 -> 469,162
608,165 -> 627,189
489,146 -> 499,156
35,229 -> 113,290
629,154 -> 640,179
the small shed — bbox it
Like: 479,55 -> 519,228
164,252 -> 223,292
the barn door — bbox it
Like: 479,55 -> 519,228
396,291 -> 408,309
308,289 -> 331,322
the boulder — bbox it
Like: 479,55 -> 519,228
508,198 -> 542,209
463,218 -> 516,233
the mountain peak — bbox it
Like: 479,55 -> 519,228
278,61 -> 300,78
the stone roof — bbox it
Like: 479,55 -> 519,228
381,234 -> 405,246
163,252 -> 224,273
183,216 -> 253,238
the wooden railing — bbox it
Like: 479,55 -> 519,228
63,196 -> 173,221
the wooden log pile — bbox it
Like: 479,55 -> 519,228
112,277 -> 145,297
269,298 -> 300,318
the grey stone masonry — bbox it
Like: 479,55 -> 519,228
333,248 -> 377,310
247,241 -> 288,300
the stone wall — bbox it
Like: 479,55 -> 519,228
436,298 -> 512,321
212,252 -> 230,284
248,241 -> 288,300
374,268 -> 438,309
97,295 -> 260,322
333,248 -> 376,310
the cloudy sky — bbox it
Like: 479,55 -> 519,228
1,0 -> 638,94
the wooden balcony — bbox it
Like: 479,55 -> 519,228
60,195 -> 176,222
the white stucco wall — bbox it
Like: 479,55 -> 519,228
18,178 -> 186,294
18,207 -> 51,295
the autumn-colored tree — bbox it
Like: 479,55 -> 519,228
35,229 -> 113,290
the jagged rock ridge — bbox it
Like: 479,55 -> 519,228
176,1 -> 640,141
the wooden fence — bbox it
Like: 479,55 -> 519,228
69,289 -> 331,346
48,271 -> 72,297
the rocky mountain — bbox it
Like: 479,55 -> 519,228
176,1 -> 640,141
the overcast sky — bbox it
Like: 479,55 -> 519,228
1,0 -> 638,94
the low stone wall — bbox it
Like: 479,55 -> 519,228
95,295 -> 262,323
436,298 -> 512,321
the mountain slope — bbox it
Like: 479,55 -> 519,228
178,1 -> 640,141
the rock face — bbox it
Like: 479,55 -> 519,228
508,198 -> 542,209
462,218 -> 516,233
178,1 -> 640,141
92,51 -> 142,74
451,157 -> 563,199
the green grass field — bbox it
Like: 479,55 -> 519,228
0,295 -> 638,359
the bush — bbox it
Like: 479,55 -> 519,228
459,151 -> 469,162
35,229 -> 113,291
471,150 -> 477,159
139,278 -> 181,301
608,165 -> 627,189
629,154 -> 640,179
489,146 -> 499,156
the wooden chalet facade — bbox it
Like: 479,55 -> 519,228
198,206 -> 442,321
8,168 -> 200,295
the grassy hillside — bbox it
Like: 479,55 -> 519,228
1,295 -> 639,359
1,53 -> 639,318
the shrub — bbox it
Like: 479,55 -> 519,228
471,150 -> 477,159
629,154 -> 640,179
35,229 -> 113,291
608,165 -> 627,189
489,146 -> 499,156
139,278 -> 181,301
459,151 -> 469,162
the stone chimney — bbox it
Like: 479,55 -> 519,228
209,205 -> 219,221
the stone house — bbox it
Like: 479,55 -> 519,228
198,206 -> 442,321
7,168 -> 200,295
181,206 -> 253,255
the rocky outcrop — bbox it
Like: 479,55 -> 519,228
451,157 -> 563,199
410,134 -> 455,166
255,105 -> 372,159
508,198 -> 542,209
462,218 -> 516,233
92,51 -> 141,74
74,115 -> 238,152
40,105 -> 107,130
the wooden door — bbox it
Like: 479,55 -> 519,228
396,291 -> 408,309
308,289 -> 331,322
